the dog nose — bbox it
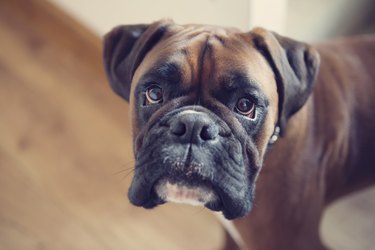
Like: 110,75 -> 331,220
170,111 -> 219,143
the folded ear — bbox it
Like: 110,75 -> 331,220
103,20 -> 172,101
251,28 -> 320,136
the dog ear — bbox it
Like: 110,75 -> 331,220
103,20 -> 172,101
251,28 -> 320,136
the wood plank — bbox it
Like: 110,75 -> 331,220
0,0 -> 222,249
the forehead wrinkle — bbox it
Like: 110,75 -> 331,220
159,28 -> 231,89
180,47 -> 196,88
199,34 -> 226,91
173,33 -> 211,89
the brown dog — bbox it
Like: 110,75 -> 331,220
103,20 -> 375,249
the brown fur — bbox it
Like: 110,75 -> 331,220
231,36 -> 375,250
103,21 -> 375,249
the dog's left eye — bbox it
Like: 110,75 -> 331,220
235,97 -> 256,119
145,85 -> 163,105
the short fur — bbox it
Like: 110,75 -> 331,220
103,20 -> 375,249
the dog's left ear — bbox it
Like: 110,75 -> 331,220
251,28 -> 320,136
103,20 -> 172,101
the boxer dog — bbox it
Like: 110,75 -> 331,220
103,20 -> 375,249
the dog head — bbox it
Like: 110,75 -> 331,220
103,20 -> 319,219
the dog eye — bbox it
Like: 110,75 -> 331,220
145,85 -> 163,105
236,97 -> 255,119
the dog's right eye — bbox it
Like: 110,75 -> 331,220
145,85 -> 163,105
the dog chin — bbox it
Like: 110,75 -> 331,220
154,178 -> 219,207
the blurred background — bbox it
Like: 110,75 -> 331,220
50,0 -> 375,40
0,0 -> 374,249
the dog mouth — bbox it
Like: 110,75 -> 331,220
127,159 -> 253,220
127,142 -> 256,219
153,177 -> 221,209
128,106 -> 258,219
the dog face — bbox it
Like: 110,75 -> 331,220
103,20 -> 319,219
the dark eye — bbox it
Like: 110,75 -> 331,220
236,97 -> 256,119
145,85 -> 163,105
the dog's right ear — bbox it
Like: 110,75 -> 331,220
103,20 -> 172,101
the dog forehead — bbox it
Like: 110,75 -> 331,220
132,25 -> 277,99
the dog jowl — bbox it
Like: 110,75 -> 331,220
103,20 -> 319,220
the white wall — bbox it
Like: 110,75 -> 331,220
50,0 -> 372,42
50,0 -> 250,35
286,0 -> 371,41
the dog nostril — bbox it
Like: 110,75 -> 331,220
169,112 -> 219,142
200,125 -> 218,141
171,122 -> 186,136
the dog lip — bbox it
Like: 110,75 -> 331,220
153,177 -> 222,207
128,174 -> 162,208
129,171 -> 251,219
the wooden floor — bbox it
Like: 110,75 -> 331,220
0,0 -> 373,249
